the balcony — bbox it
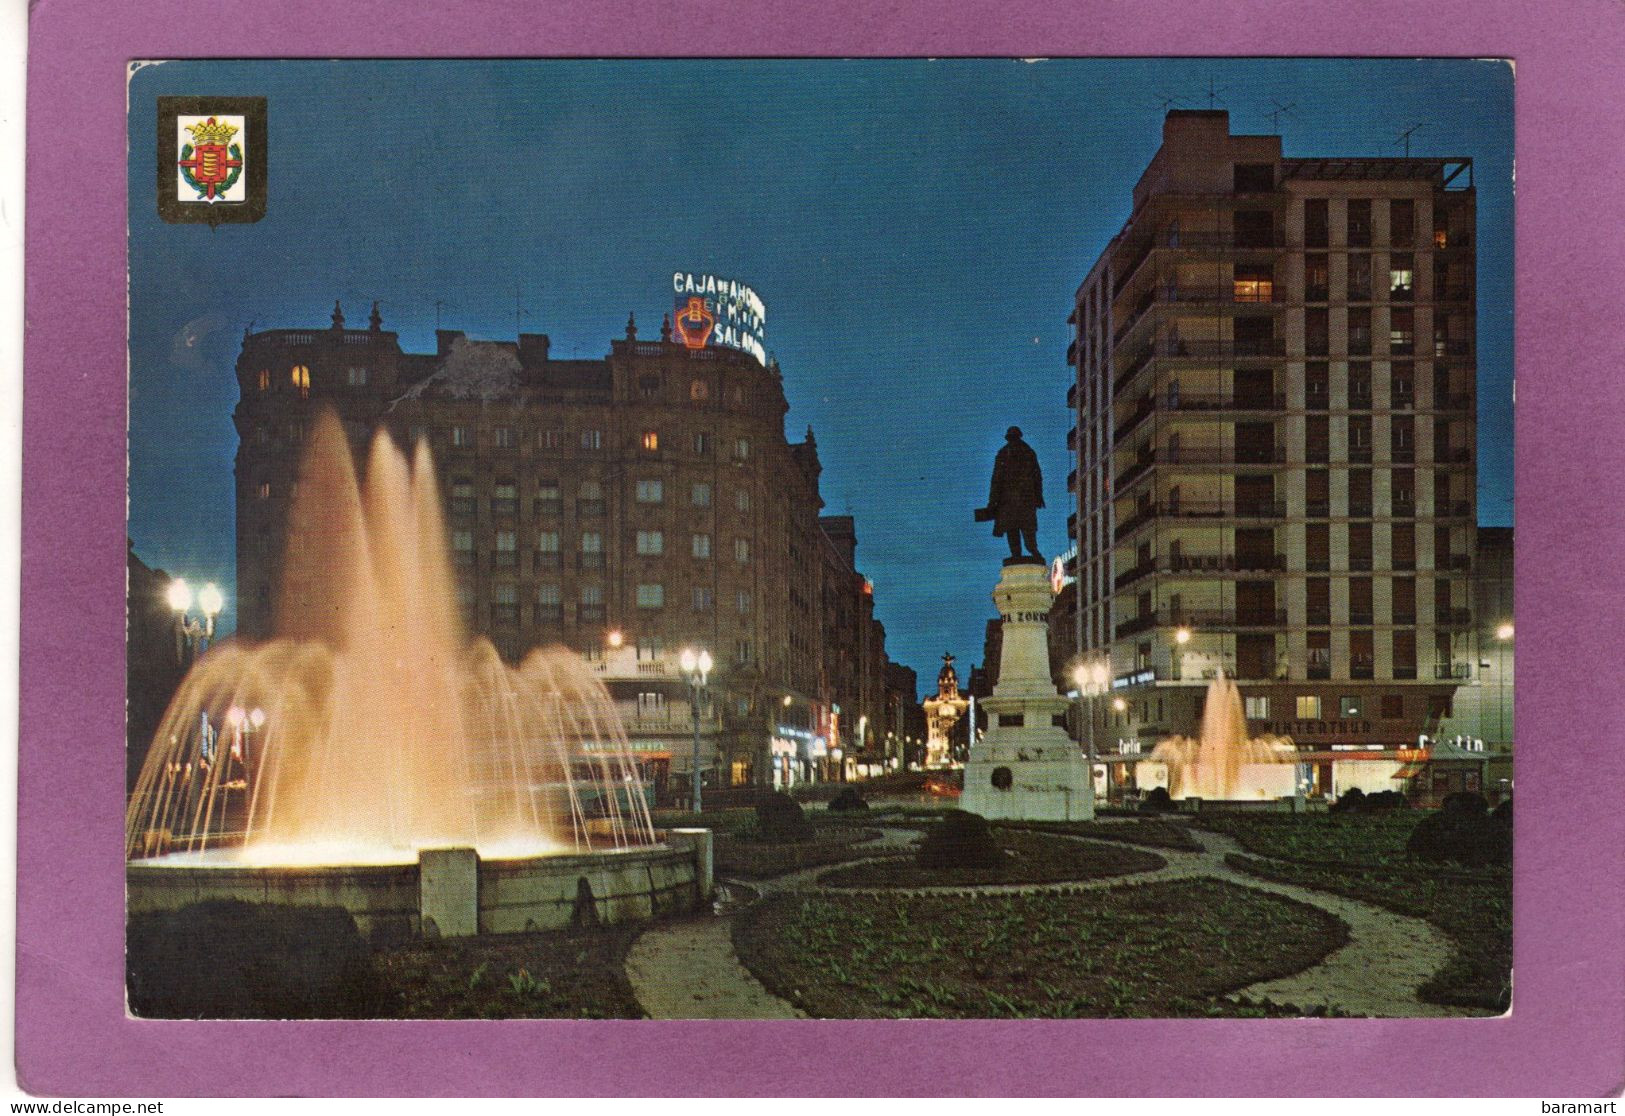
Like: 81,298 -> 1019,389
1114,561 -> 1157,590
1434,339 -> 1473,357
1167,553 -> 1288,574
1348,610 -> 1374,626
1306,607 -> 1331,625
577,498 -> 606,517
1114,500 -> 1287,540
1392,611 -> 1417,625
1159,338 -> 1287,360
1114,609 -> 1287,639
1114,401 -> 1155,441
1437,447 -> 1473,464
1447,553 -> 1472,571
1347,501 -> 1373,517
1348,556 -> 1374,572
1167,392 -> 1287,413
1066,468 -> 1079,494
1437,608 -> 1473,627
1115,455 -> 1155,492
533,498 -> 562,517
1067,382 -> 1080,409
1434,285 -> 1473,303
1351,656 -> 1375,680
1305,500 -> 1330,517
1436,394 -> 1473,411
1113,346 -> 1155,393
1436,499 -> 1473,518
1435,662 -> 1472,680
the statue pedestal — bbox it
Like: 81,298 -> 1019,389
961,559 -> 1095,821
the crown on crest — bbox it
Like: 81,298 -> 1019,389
184,116 -> 238,146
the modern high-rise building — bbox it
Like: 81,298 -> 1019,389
1067,111 -> 1478,790
230,303 -> 897,795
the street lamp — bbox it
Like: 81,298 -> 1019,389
679,646 -> 713,813
606,628 -> 624,650
169,578 -> 223,664
1072,659 -> 1110,800
1495,622 -> 1513,746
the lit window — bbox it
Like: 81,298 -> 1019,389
581,429 -> 602,450
495,531 -> 517,567
692,533 -> 711,559
1340,696 -> 1363,718
452,426 -> 470,447
636,583 -> 665,609
691,482 -> 711,507
735,538 -> 751,564
636,636 -> 662,660
690,379 -> 710,401
492,481 -> 517,515
579,585 -> 604,622
536,530 -> 559,553
734,639 -> 752,665
581,531 -> 603,553
346,366 -> 368,387
693,587 -> 714,612
452,530 -> 473,559
737,591 -> 752,615
1243,695 -> 1268,719
637,691 -> 667,716
256,482 -> 271,500
257,369 -> 270,391
636,530 -> 665,556
1296,695 -> 1322,719
642,431 -> 659,452
693,432 -> 710,455
735,437 -> 751,461
736,488 -> 751,512
493,426 -> 514,448
543,430 -> 560,449
291,365 -> 310,398
636,479 -> 664,504
537,583 -> 562,621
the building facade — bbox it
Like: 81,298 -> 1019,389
1068,111 -> 1478,787
232,304 -> 897,796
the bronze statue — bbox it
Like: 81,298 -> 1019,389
978,425 -> 1044,561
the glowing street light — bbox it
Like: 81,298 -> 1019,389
168,578 -> 223,664
1174,626 -> 1192,645
167,578 -> 193,614
1494,621 -> 1514,744
606,629 -> 625,649
679,647 -> 713,813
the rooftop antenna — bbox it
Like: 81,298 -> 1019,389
1264,99 -> 1297,130
1198,76 -> 1229,110
1393,122 -> 1426,157
514,284 -> 523,336
1153,91 -> 1186,113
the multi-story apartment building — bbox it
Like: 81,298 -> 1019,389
232,303 -> 895,796
1068,111 -> 1478,787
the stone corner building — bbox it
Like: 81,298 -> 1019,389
233,304 -> 898,796
1068,110 -> 1479,794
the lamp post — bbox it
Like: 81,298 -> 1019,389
169,578 -> 224,665
680,646 -> 713,813
1495,622 -> 1513,747
1072,660 -> 1110,801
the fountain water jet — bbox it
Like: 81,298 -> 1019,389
126,409 -> 657,865
1149,673 -> 1298,800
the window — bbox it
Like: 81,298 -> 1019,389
257,368 -> 270,391
456,584 -> 475,614
536,584 -> 562,622
735,488 -> 751,512
451,425 -> 470,448
690,378 -> 710,401
1304,200 -> 1329,248
408,424 -> 426,445
494,530 -> 517,567
737,590 -> 752,615
1351,630 -> 1375,679
492,480 -> 517,515
1339,696 -> 1363,718
635,636 -> 662,661
1348,307 -> 1372,355
1390,199 -> 1415,246
291,365 -> 310,398
1296,695 -> 1322,719
692,432 -> 710,456
581,429 -> 602,450
636,530 -> 664,556
1382,694 -> 1405,719
578,480 -> 605,517
734,437 -> 751,461
734,538 -> 751,564
692,533 -> 712,559
1347,254 -> 1372,302
452,530 -> 474,564
493,584 -> 518,625
256,481 -> 271,500
1308,632 -> 1331,679
1390,308 -> 1415,355
1389,253 -> 1414,300
1233,264 -> 1274,303
1305,308 -> 1329,356
636,691 -> 667,717
636,479 -> 664,504
1346,199 -> 1371,247
535,479 -> 561,515
1304,254 -> 1329,301
637,375 -> 660,399
1233,163 -> 1275,192
542,430 -> 561,449
343,366 -> 368,387
1244,695 -> 1269,719
493,426 -> 514,448
641,431 -> 659,452
636,583 -> 665,609
1305,362 -> 1329,410
691,482 -> 712,507
693,587 -> 714,612
734,639 -> 753,666
579,585 -> 604,623
536,530 -> 560,568
580,531 -> 603,569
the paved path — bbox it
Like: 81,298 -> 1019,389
624,817 -> 1482,1019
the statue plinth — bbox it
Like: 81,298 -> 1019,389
960,561 -> 1095,821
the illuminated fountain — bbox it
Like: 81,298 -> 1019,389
1149,673 -> 1298,801
126,411 -> 704,937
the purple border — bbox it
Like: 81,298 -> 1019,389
19,0 -> 1625,1098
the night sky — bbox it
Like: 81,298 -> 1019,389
128,58 -> 1514,693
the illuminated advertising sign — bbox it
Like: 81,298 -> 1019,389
672,272 -> 766,365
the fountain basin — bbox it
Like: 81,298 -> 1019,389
127,830 -> 712,943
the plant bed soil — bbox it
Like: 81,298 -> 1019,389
734,879 -> 1349,1018
816,830 -> 1163,889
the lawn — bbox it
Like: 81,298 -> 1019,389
734,879 -> 1350,1018
1226,852 -> 1511,1012
994,818 -> 1204,852
374,923 -> 646,1018
1188,811 -> 1421,867
713,825 -> 884,879
816,829 -> 1163,889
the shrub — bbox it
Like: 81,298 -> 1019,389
127,899 -> 385,1018
1406,800 -> 1510,868
1364,789 -> 1407,812
916,810 -> 1004,870
1441,791 -> 1489,817
755,792 -> 812,843
1330,787 -> 1366,814
1139,786 -> 1173,813
827,786 -> 869,813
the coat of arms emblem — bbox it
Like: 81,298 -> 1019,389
673,296 -> 715,349
177,116 -> 244,202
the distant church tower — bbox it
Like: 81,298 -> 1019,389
922,653 -> 970,768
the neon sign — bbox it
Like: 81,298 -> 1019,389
671,272 -> 766,365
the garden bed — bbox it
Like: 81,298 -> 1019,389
815,830 -> 1163,889
1187,811 -> 1422,868
373,923 -> 646,1019
713,827 -> 884,879
994,818 -> 1203,852
1224,853 -> 1511,1012
734,879 -> 1349,1018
